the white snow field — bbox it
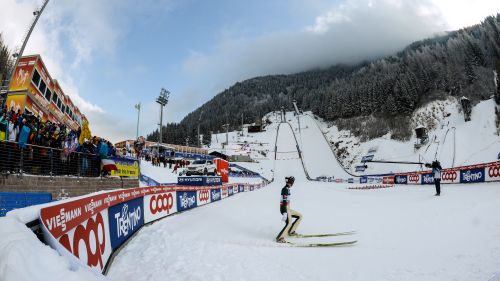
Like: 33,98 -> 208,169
1,107 -> 500,281
107,121 -> 500,281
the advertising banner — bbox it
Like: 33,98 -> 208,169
355,165 -> 366,172
408,173 -> 421,185
360,177 -> 368,184
250,185 -> 255,191
140,174 -> 161,187
348,178 -> 354,183
5,93 -> 27,114
178,177 -> 204,186
421,173 -> 435,185
486,162 -> 500,182
55,210 -> 113,273
228,185 -> 234,196
109,157 -> 139,178
197,189 -> 211,206
460,167 -> 485,183
441,170 -> 459,184
394,175 -> 408,184
233,185 -> 239,194
210,188 -> 221,202
108,197 -> 144,250
361,155 -> 374,162
214,158 -> 229,182
244,185 -> 249,192
144,192 -> 177,223
238,184 -> 245,193
178,176 -> 222,186
221,186 -> 228,199
25,96 -> 45,120
177,191 -> 197,212
205,176 -> 222,186
9,58 -> 35,91
382,176 -> 394,184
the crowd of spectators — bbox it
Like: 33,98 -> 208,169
0,105 -> 119,177
143,152 -> 191,174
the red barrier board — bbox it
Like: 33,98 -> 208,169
214,158 -> 229,182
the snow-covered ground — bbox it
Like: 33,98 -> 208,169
108,117 -> 500,281
1,105 -> 500,281
108,182 -> 500,281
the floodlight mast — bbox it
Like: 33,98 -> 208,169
156,88 -> 169,146
2,0 -> 50,106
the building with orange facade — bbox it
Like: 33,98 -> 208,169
5,55 -> 86,131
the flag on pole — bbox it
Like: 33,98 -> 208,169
101,159 -> 118,172
135,103 -> 141,110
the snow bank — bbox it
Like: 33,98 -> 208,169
0,216 -> 106,281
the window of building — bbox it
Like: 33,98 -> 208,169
52,93 -> 57,103
39,80 -> 47,95
44,89 -> 52,101
57,99 -> 62,110
32,69 -> 41,87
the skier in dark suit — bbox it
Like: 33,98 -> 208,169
276,176 -> 303,243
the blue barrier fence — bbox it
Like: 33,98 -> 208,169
0,192 -> 52,217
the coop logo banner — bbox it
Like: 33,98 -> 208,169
421,173 -> 435,185
211,189 -> 221,202
441,170 -> 459,183
487,163 -> 500,181
460,168 -> 485,183
144,192 -> 177,223
197,190 -> 211,206
408,174 -> 420,184
360,177 -> 368,184
177,191 -> 197,212
108,197 -> 144,250
395,175 -> 408,184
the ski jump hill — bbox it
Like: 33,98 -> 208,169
1,109 -> 500,281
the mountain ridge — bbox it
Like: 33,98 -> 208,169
147,14 -> 500,146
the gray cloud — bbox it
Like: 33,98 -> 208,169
179,0 -> 449,113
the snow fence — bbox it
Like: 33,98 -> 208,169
38,181 -> 267,276
393,160 -> 500,185
328,160 -> 500,185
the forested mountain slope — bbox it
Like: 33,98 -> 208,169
148,14 -> 500,145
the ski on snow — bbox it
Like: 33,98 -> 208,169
284,240 -> 357,247
289,231 -> 356,238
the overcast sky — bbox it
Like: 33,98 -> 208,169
1,0 -> 499,142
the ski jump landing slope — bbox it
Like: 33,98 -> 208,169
285,112 -> 351,179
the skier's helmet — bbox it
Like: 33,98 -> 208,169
285,176 -> 295,184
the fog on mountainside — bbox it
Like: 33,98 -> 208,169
147,14 -> 500,145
